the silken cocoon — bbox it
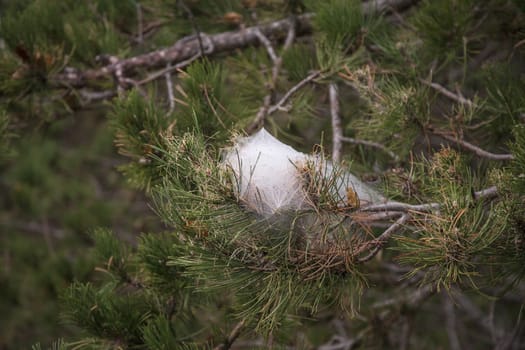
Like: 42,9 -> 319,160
223,128 -> 384,217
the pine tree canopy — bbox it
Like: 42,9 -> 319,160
1,0 -> 525,349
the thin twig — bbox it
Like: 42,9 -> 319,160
137,52 -> 202,85
54,1 -> 421,88
442,292 -> 462,350
358,211 -> 404,222
282,16 -> 297,51
267,70 -> 321,115
494,306 -> 524,350
362,185 -> 498,215
454,289 -> 504,340
214,319 -> 246,350
165,63 -> 175,113
330,82 -> 343,163
254,28 -> 278,63
78,89 -> 116,103
434,131 -> 514,161
373,284 -> 435,309
358,213 -> 410,263
249,95 -> 273,134
318,336 -> 361,350
178,0 -> 205,55
419,79 -> 475,107
399,315 -> 411,350
246,20 -> 297,134
341,136 -> 399,161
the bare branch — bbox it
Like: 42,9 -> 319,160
359,211 -> 405,222
420,79 -> 475,108
434,131 -> 514,161
137,51 -> 202,85
318,336 -> 361,350
341,136 -> 399,161
267,70 -> 321,115
360,202 -> 440,213
399,316 -> 411,350
442,292 -> 462,350
78,89 -> 116,103
178,0 -> 205,55
330,83 -> 343,163
283,16 -> 297,51
213,319 -> 246,350
164,63 -> 175,113
358,213 -> 410,263
52,1 -> 421,88
52,14 -> 314,88
495,306 -> 524,350
254,28 -> 278,63
454,289 -> 504,340
473,185 -> 498,200
373,284 -> 435,309
248,95 -> 272,134
363,0 -> 421,13
245,18 -> 298,134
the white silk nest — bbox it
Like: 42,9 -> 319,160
223,128 -> 384,217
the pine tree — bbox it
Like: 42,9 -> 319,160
2,0 -> 525,349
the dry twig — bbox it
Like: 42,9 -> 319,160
434,131 -> 514,161
341,136 -> 399,161
358,213 -> 410,263
330,82 -> 343,163
254,28 -> 278,63
420,79 -> 475,108
442,292 -> 462,350
164,63 -> 175,113
267,70 -> 321,114
246,18 -> 297,134
52,0 -> 420,89
474,185 -> 498,200
213,319 -> 246,350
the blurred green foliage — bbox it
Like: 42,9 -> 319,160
0,116 -> 158,348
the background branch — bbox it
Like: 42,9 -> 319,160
51,0 -> 420,88
330,82 -> 343,163
433,130 -> 514,161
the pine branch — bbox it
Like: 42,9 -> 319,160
52,15 -> 314,88
355,182 -> 501,261
51,0 -> 420,89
